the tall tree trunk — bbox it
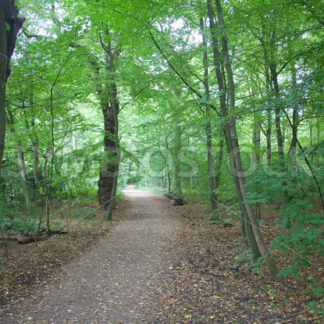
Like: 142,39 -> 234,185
164,136 -> 171,192
7,107 -> 31,216
215,0 -> 277,274
252,112 -> 261,166
172,115 -> 182,196
25,95 -> 40,192
97,97 -> 119,211
0,1 -> 24,174
17,142 -> 31,216
97,39 -> 120,218
266,109 -> 272,168
31,117 -> 40,191
214,137 -> 224,202
0,0 -> 7,175
290,55 -> 298,179
207,0 -> 254,252
310,120 -> 313,147
200,18 -> 219,217
210,0 -> 278,275
270,65 -> 285,172
106,79 -> 120,220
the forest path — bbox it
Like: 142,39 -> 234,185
1,186 -> 182,323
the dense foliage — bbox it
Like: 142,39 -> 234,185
0,0 -> 323,314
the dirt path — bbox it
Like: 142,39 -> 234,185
0,186 -> 181,323
0,186 -> 319,323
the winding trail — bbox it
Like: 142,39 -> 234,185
1,186 -> 181,323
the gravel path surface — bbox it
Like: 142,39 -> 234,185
0,186 -> 181,323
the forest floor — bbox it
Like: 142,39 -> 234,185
0,186 -> 322,323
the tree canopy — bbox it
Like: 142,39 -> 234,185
0,0 -> 323,317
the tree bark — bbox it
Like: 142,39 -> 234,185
252,112 -> 261,166
207,0 -> 255,253
215,0 -> 278,274
164,136 -> 171,192
97,37 -> 120,217
270,65 -> 285,172
290,55 -> 298,179
200,17 -> 221,218
209,0 -> 278,275
0,1 -> 24,174
0,0 -> 7,176
172,113 -> 182,196
31,116 -> 40,190
266,108 -> 272,168
7,107 -> 31,216
25,95 -> 40,192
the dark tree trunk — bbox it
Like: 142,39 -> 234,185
214,0 -> 277,275
0,1 -> 24,174
97,39 -> 120,217
172,115 -> 182,196
98,97 -> 119,211
290,57 -> 298,179
208,0 -> 278,275
0,0 -> 7,175
200,18 -> 221,218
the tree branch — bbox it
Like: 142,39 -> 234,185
149,32 -> 220,116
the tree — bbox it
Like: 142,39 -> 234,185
0,0 -> 24,174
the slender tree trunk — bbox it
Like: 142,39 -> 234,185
283,110 -> 324,210
206,121 -> 218,212
290,57 -> 298,179
310,120 -> 313,146
25,96 -> 40,192
33,144 -> 40,188
7,108 -> 31,216
0,1 -> 7,175
30,89 -> 40,191
214,137 -> 224,200
212,0 -> 278,275
17,142 -> 31,216
270,65 -> 285,171
172,115 -> 182,196
252,112 -> 261,166
42,154 -> 50,230
207,0 -> 254,252
200,18 -> 219,217
164,136 -> 171,192
266,109 -> 272,168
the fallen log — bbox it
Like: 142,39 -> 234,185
18,235 -> 47,244
17,229 -> 67,244
164,193 -> 186,206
